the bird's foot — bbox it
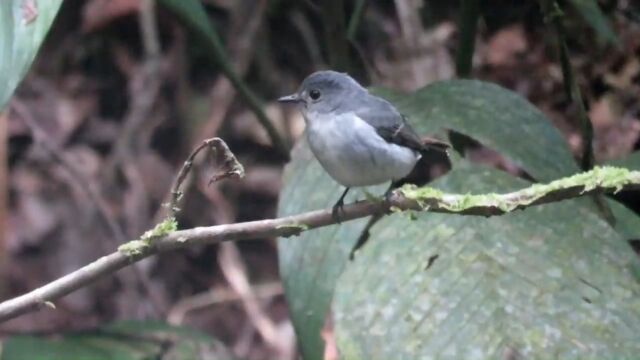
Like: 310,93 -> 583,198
331,200 -> 345,223
332,187 -> 351,223
384,181 -> 401,207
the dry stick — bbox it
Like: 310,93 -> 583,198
218,243 -> 288,354
140,0 -> 161,58
0,111 -> 7,293
167,138 -> 245,218
166,282 -> 283,325
153,0 -> 265,222
0,146 -> 638,322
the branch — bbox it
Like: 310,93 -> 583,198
167,138 -> 244,218
0,166 -> 638,322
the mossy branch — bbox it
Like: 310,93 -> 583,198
0,165 -> 638,322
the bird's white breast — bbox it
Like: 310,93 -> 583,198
305,111 -> 420,187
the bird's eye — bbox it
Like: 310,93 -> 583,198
309,89 -> 321,100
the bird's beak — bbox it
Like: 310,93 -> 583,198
277,93 -> 302,103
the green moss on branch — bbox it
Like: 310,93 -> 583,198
400,166 -> 640,214
118,217 -> 178,257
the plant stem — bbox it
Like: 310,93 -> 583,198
455,0 -> 480,78
0,165 -> 638,323
321,0 -> 352,72
347,0 -> 367,41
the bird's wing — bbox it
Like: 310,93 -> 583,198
354,97 -> 449,153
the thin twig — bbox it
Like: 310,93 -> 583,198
219,243 -> 288,354
140,0 -> 161,58
0,163 -> 638,322
167,137 -> 244,218
0,111 -> 7,288
167,282 -> 282,325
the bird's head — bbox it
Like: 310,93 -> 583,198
278,70 -> 366,117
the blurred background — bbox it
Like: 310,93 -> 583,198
2,0 -> 640,359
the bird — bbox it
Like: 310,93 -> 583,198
278,70 -> 448,220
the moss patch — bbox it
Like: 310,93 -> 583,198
118,217 -> 178,257
401,166 -> 640,213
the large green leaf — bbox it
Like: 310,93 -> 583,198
375,79 -> 580,182
605,151 -> 640,239
609,199 -> 640,243
334,165 -> 640,358
606,151 -> 640,170
277,142 -> 385,359
0,0 -> 62,109
1,321 -> 233,360
278,79 -> 588,359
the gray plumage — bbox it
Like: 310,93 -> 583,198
278,70 -> 447,189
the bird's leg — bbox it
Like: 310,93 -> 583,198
384,180 -> 402,202
332,187 -> 350,223
382,180 -> 405,213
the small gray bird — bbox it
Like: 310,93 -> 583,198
278,70 -> 448,219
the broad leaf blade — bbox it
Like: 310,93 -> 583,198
0,0 -> 62,110
278,79 -> 634,358
279,79 -> 584,358
605,151 -> 640,240
334,165 -> 640,358
375,80 -> 580,182
606,151 -> 640,170
277,142 -> 383,359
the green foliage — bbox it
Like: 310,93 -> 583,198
277,80 -> 640,358
374,80 -> 578,182
0,0 -> 62,110
277,142 -> 387,359
607,151 -> 640,170
402,166 -> 639,213
118,217 -> 177,257
567,0 -> 618,44
1,320 -> 234,360
335,165 -> 640,359
605,151 -> 640,240
157,0 -> 289,156
142,217 -> 178,240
